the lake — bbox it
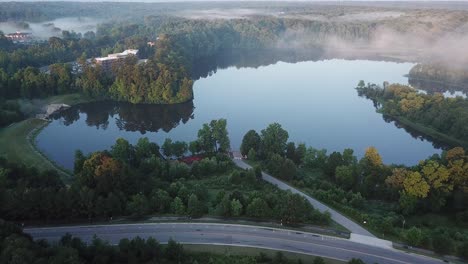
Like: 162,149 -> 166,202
36,59 -> 443,169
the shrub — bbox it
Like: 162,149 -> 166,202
404,227 -> 424,246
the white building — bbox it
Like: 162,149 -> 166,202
95,49 -> 139,71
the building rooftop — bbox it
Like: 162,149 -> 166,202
95,49 -> 139,61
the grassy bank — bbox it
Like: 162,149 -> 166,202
0,118 -> 71,179
10,93 -> 93,118
42,93 -> 93,106
183,244 -> 345,264
0,93 -> 93,179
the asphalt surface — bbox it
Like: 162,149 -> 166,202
233,159 -> 376,237
24,223 -> 442,264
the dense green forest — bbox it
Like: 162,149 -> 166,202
0,12 -> 375,107
0,119 -> 330,226
1,2 -> 468,261
356,82 -> 468,145
240,123 -> 468,257
2,1 -> 468,109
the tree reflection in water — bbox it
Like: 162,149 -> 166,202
50,100 -> 195,134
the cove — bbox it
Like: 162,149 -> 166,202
36,59 -> 442,169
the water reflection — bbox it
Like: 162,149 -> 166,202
191,48 -> 325,79
51,101 -> 195,134
408,77 -> 468,96
382,115 -> 453,150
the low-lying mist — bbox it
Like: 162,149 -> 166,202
276,25 -> 468,68
0,17 -> 102,39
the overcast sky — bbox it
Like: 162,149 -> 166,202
0,0 -> 465,2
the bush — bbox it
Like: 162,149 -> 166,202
165,238 -> 184,261
248,148 -> 257,161
431,229 -> 454,255
456,210 -> 468,226
168,162 -> 190,179
404,227 -> 424,246
458,241 -> 468,259
313,256 -> 325,264
348,258 -> 365,264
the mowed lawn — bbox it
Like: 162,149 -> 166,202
44,93 -> 91,105
0,118 -> 71,179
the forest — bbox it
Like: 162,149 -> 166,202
0,119 -> 330,226
240,123 -> 468,257
356,82 -> 468,146
2,1 -> 468,112
1,2 -> 468,262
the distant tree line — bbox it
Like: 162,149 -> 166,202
409,63 -> 468,89
0,9 -> 389,107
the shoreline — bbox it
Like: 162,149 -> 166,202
407,75 -> 468,90
27,118 -> 73,181
384,113 -> 468,149
13,93 -> 194,177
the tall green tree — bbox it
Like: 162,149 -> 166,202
260,123 -> 289,156
240,130 -> 261,156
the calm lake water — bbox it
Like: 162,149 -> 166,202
37,59 -> 443,169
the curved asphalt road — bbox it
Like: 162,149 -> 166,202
24,223 -> 441,264
233,159 -> 375,238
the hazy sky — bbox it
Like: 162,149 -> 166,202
0,0 -> 464,2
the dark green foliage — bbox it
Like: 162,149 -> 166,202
261,123 -> 289,156
0,100 -> 23,127
348,259 -> 365,264
267,154 -> 296,181
431,228 -> 454,254
313,257 -> 326,264
165,238 -> 184,262
127,193 -> 149,218
241,130 -> 261,156
196,119 -> 230,153
404,227 -> 424,247
357,83 -> 468,143
162,138 -> 188,158
2,118 -> 335,225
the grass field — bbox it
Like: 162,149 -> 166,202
183,244 -> 346,264
43,93 -> 92,106
0,93 -> 93,179
0,118 -> 71,179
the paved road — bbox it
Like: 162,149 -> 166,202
24,223 -> 441,264
233,159 -> 376,238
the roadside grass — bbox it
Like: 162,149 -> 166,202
0,118 -> 71,180
183,244 -> 346,264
